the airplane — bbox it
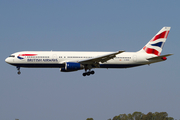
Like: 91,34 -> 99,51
5,27 -> 173,76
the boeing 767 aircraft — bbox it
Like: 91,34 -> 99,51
5,27 -> 172,76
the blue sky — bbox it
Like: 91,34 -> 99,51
0,1 -> 180,120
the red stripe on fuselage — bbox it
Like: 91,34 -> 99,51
18,54 -> 37,56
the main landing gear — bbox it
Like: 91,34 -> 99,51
16,66 -> 21,75
83,64 -> 95,76
82,70 -> 95,76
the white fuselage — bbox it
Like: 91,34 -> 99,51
5,27 -> 172,75
5,51 -> 157,68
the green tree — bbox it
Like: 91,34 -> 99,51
120,114 -> 128,120
168,117 -> 174,120
132,111 -> 144,120
141,112 -> 153,120
127,113 -> 133,120
153,112 -> 168,120
112,115 -> 120,120
87,111 -> 174,120
86,118 -> 94,120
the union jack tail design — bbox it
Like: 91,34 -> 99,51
138,27 -> 171,56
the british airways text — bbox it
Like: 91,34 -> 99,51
27,59 -> 58,62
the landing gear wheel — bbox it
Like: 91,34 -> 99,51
16,66 -> 21,75
86,72 -> 90,76
82,70 -> 95,76
90,71 -> 95,74
83,73 -> 86,76
17,71 -> 21,75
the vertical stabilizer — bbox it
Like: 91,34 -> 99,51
138,27 -> 171,56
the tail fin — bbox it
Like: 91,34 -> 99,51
138,27 -> 171,56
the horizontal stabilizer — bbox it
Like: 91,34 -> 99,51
147,54 -> 173,60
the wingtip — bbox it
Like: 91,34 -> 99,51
118,50 -> 125,53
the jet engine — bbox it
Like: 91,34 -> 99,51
60,62 -> 84,72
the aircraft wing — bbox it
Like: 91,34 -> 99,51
79,51 -> 125,65
147,54 -> 173,60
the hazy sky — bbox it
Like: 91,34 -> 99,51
1,1 -> 180,120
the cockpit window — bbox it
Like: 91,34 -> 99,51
9,55 -> 15,57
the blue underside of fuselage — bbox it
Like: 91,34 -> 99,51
99,64 -> 144,68
9,63 -> 144,68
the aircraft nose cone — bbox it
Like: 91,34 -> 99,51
5,58 -> 8,63
5,57 -> 11,64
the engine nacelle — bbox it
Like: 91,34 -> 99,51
60,62 -> 84,72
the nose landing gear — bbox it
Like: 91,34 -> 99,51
16,66 -> 21,75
